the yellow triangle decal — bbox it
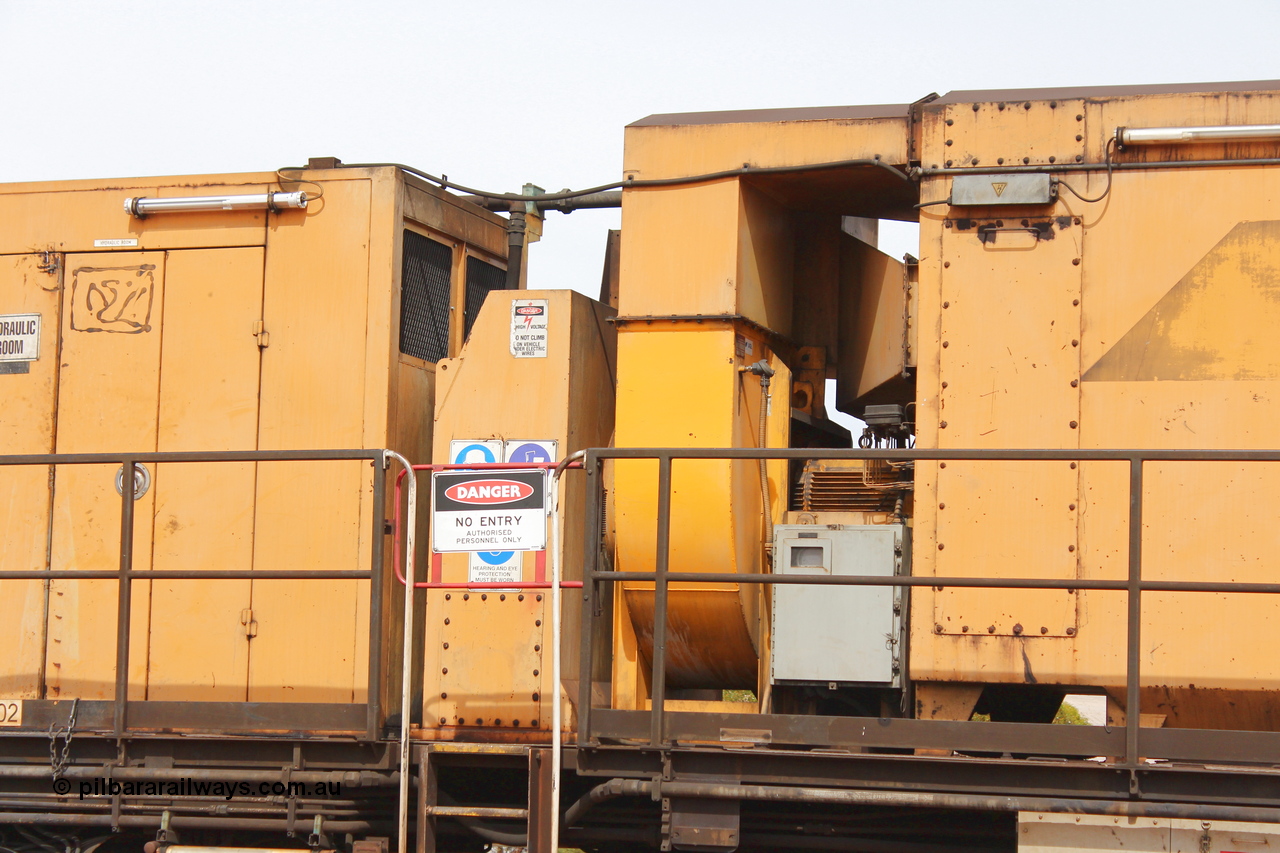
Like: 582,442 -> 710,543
992,182 -> 1008,197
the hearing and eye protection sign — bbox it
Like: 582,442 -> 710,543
431,469 -> 548,553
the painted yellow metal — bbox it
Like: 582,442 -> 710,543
423,288 -> 616,737
618,83 -> 1280,730
908,85 -> 1280,726
49,252 -> 166,699
614,109 -> 900,698
836,235 -> 915,409
0,255 -> 61,699
148,247 -> 264,701
248,177 -> 372,703
624,110 -> 909,181
0,165 -> 509,715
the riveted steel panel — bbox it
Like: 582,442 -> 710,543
932,221 -> 1081,639
429,593 -> 544,729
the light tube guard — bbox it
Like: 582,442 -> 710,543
124,191 -> 308,217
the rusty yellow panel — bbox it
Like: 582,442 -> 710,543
619,182 -> 741,318
249,178 -> 373,703
147,248 -> 264,701
937,220 -> 1083,447
1071,165 -> 1280,703
624,112 -> 909,180
909,216 -> 946,663
1083,90 -> 1280,162
836,234 -> 910,409
425,594 -> 544,729
48,252 -> 165,700
426,290 -> 617,731
921,98 -> 1086,169
0,174 -> 279,255
736,183 -> 794,335
929,218 -> 1081,642
1077,169 -> 1280,378
0,255 -> 61,697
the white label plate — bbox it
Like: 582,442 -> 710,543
0,314 -> 39,362
468,551 -> 524,584
432,470 -> 547,553
0,698 -> 22,727
510,299 -> 548,358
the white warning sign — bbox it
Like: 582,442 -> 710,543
468,551 -> 524,584
0,314 -> 39,362
432,469 -> 548,553
510,299 -> 548,358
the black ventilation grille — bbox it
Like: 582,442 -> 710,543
400,231 -> 452,361
464,257 -> 506,339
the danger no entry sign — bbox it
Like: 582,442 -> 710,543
431,470 -> 548,553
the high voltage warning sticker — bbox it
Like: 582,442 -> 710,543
510,299 -> 548,358
432,469 -> 547,553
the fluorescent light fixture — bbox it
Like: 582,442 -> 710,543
1116,124 -> 1280,146
124,191 -> 308,217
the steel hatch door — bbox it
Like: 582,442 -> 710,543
49,252 -> 167,700
0,254 -> 62,699
147,248 -> 264,701
47,249 -> 266,703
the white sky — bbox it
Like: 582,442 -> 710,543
3,0 -> 1277,292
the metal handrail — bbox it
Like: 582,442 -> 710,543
0,448 -> 397,742
576,446 -> 1280,772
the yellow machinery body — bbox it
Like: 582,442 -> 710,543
0,164 -> 512,717
424,288 -> 616,738
612,81 -> 1280,730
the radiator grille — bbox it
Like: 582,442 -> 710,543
464,256 -> 505,340
792,459 -> 913,512
400,231 -> 453,362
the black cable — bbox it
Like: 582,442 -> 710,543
914,198 -> 951,208
1057,138 -> 1116,204
278,157 -> 912,204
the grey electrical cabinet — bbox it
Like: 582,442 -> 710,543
770,524 -> 906,686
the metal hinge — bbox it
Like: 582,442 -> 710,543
241,609 -> 259,639
253,320 -> 270,348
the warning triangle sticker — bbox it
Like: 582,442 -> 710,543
992,182 -> 1008,197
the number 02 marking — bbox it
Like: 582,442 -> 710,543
0,700 -> 22,727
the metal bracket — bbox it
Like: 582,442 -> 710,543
154,810 -> 179,847
308,814 -> 325,851
977,221 -> 1053,245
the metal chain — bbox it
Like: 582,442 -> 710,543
48,698 -> 79,781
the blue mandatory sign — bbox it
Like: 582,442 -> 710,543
453,443 -> 497,464
478,550 -> 515,564
508,443 -> 552,463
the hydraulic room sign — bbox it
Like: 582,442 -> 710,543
432,469 -> 548,553
0,314 -> 40,362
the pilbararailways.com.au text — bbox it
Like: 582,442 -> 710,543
56,778 -> 343,800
